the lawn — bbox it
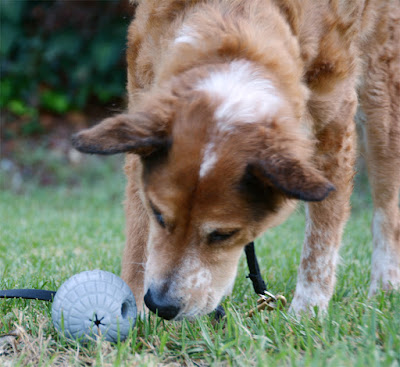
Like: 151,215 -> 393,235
0,153 -> 399,366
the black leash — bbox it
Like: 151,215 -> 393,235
0,289 -> 55,301
244,242 -> 267,295
0,243 -> 266,303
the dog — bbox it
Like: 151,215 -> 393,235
72,0 -> 400,319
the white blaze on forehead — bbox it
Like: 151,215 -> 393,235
197,61 -> 282,178
199,142 -> 218,178
196,60 -> 282,130
174,24 -> 199,46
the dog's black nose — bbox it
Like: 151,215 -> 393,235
144,288 -> 180,320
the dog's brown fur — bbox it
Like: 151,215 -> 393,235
72,0 -> 400,318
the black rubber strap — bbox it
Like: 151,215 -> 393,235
0,289 -> 56,302
244,242 -> 267,295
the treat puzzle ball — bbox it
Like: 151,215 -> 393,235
52,270 -> 137,342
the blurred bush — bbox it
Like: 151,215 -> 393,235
0,0 -> 133,138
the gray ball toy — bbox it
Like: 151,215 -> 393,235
52,270 -> 137,343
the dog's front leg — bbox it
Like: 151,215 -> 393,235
121,155 -> 149,314
290,93 -> 357,316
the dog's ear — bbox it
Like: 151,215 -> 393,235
71,112 -> 171,157
247,155 -> 335,202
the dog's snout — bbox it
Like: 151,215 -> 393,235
144,287 -> 180,320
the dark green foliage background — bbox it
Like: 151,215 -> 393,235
1,0 -> 132,135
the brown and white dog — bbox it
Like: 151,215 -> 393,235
72,0 -> 400,319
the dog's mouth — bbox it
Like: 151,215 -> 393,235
174,304 -> 225,321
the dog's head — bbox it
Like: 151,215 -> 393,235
72,62 -> 334,319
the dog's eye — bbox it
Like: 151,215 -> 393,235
150,203 -> 166,228
155,211 -> 165,227
208,230 -> 238,244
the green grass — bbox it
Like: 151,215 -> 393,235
1,156 -> 399,366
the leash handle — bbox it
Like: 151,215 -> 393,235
244,242 -> 267,295
0,289 -> 56,302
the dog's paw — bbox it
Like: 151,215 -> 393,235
369,243 -> 400,297
369,210 -> 400,297
288,290 -> 329,317
368,266 -> 400,297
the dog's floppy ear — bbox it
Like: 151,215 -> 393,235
247,155 -> 335,202
71,112 -> 170,157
